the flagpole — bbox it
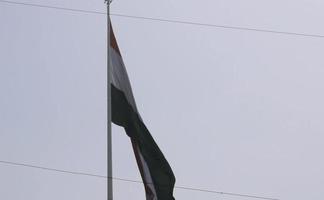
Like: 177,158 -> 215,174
106,0 -> 113,200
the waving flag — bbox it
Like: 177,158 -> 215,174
110,22 -> 176,200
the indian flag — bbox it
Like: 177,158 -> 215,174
110,22 -> 176,200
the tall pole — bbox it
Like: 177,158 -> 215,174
106,1 -> 113,200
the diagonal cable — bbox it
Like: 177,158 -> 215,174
0,160 -> 279,200
0,0 -> 324,39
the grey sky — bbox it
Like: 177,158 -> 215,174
1,0 -> 324,200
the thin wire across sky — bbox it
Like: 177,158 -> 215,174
0,0 -> 324,39
0,160 -> 279,200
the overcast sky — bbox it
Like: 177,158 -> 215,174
1,0 -> 324,200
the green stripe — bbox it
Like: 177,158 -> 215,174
111,84 -> 176,200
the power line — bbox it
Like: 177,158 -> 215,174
0,160 -> 279,200
1,0 -> 324,39
111,13 -> 324,39
0,0 -> 106,14
0,160 -> 107,178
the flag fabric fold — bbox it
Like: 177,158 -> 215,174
109,21 -> 176,200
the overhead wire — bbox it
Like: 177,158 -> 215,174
0,0 -> 324,39
0,160 -> 279,200
0,0 -> 106,14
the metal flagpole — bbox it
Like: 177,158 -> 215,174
106,0 -> 113,200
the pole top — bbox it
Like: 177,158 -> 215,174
105,0 -> 113,4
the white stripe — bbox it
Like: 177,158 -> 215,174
134,143 -> 158,200
110,47 -> 138,114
